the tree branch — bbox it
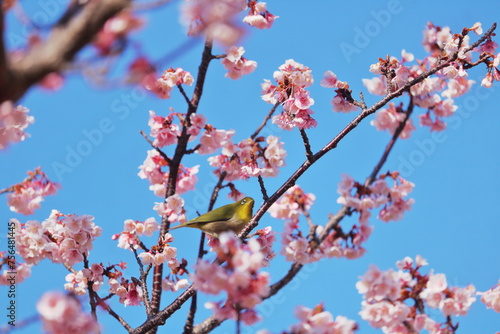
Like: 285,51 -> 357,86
1,0 -> 132,102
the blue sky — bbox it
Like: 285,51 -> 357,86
1,0 -> 499,333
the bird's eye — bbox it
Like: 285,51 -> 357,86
240,199 -> 246,205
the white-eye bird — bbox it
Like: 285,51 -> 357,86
168,197 -> 255,237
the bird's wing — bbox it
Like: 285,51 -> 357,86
189,205 -> 233,224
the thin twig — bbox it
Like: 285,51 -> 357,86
250,101 -> 281,140
365,95 -> 414,187
131,246 -> 152,316
139,130 -> 172,164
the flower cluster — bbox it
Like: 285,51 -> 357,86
138,149 -> 199,197
112,217 -> 160,250
109,277 -> 144,306
221,46 -> 257,80
148,110 -> 180,147
253,226 -> 277,265
269,185 -> 325,264
37,292 -> 100,334
243,1 -> 278,29
370,102 -> 416,139
207,134 -> 287,180
479,280 -> 500,313
257,304 -> 357,334
337,172 -> 415,224
365,22 -> 499,134
320,70 -> 359,113
146,68 -> 194,99
138,233 -> 177,266
191,232 -> 271,325
270,184 -> 368,263
15,210 -> 102,266
94,9 -> 143,55
65,263 -> 106,295
6,167 -> 59,215
181,0 -> 247,46
64,260 -> 147,306
0,101 -> 34,150
262,59 -> 318,130
154,194 -> 187,224
358,256 -> 477,333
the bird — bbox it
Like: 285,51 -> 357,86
168,197 -> 255,237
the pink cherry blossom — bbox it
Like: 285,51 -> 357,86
331,92 -> 358,113
359,300 -> 411,330
441,77 -> 475,98
362,76 -> 387,96
370,103 -> 416,139
146,68 -> 194,99
320,70 -> 338,88
37,292 -> 100,333
180,0 -> 246,46
109,279 -> 144,306
15,211 -> 101,266
94,10 -> 143,55
0,101 -> 34,150
479,281 -> 500,313
269,185 -> 315,222
209,135 -> 287,181
162,277 -> 190,292
197,128 -> 235,155
356,265 -> 401,302
148,110 -> 180,147
221,46 -> 257,79
243,1 -> 278,29
191,232 -> 270,322
290,304 -> 357,334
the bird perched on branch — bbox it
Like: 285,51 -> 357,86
168,197 -> 255,237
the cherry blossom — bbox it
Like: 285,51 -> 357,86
109,278 -> 144,306
208,135 -> 286,181
37,292 -> 100,334
15,210 -> 102,266
321,70 -> 358,113
478,281 -> 500,313
148,111 -> 180,147
191,232 -> 270,324
262,59 -> 319,130
138,149 -> 200,196
113,217 -> 160,250
370,103 -> 416,139
197,128 -> 235,155
0,101 -> 34,150
243,1 -> 278,29
358,256 -> 478,332
221,46 -> 257,80
258,304 -> 357,334
146,68 -> 194,99
94,10 -> 143,55
180,0 -> 247,46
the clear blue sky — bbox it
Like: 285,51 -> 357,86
1,1 -> 499,333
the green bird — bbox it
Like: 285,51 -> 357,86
168,197 -> 255,237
